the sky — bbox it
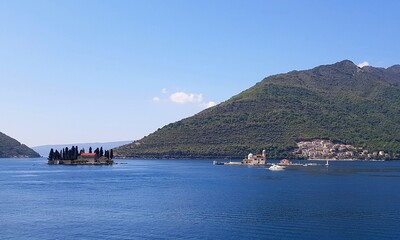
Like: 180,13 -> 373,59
1,0 -> 399,147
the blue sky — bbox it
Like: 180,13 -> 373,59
1,0 -> 399,147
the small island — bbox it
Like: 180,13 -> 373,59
47,146 -> 114,165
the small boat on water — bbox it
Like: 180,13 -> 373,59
268,164 -> 285,171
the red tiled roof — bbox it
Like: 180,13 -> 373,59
81,153 -> 96,157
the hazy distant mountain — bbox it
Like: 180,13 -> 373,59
33,141 -> 132,157
114,60 -> 400,159
0,132 -> 40,158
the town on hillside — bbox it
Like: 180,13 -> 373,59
293,139 -> 391,160
48,146 -> 114,165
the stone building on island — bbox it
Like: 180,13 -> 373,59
76,153 -> 97,164
48,146 -> 114,165
242,150 -> 267,165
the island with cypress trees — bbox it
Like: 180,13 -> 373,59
47,146 -> 114,165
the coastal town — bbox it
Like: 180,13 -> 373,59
293,139 -> 390,160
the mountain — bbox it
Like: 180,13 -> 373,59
114,60 -> 400,159
33,141 -> 132,157
0,132 -> 40,158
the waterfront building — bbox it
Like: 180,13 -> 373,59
78,153 -> 97,163
242,150 -> 266,165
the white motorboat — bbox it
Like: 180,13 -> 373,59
268,164 -> 285,171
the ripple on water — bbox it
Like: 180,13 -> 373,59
1,159 -> 400,239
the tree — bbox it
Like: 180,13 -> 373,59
110,149 -> 114,159
70,146 -> 74,160
65,147 -> 69,160
68,147 -> 72,160
55,150 -> 60,160
48,148 -> 54,160
89,147 -> 92,153
94,148 -> 100,158
100,147 -> 104,157
75,146 -> 79,160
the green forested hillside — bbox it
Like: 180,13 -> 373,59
114,60 -> 400,159
0,132 -> 40,158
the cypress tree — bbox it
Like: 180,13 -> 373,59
110,149 -> 114,159
65,147 -> 69,160
95,148 -> 100,158
100,147 -> 104,157
75,146 -> 79,160
70,147 -> 73,160
89,147 -> 92,153
48,148 -> 54,160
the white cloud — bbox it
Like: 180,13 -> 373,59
169,91 -> 203,104
159,89 -> 218,108
204,101 -> 216,109
357,61 -> 369,68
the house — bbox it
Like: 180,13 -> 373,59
279,159 -> 291,165
78,153 -> 97,164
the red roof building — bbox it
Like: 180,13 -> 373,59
80,153 -> 97,157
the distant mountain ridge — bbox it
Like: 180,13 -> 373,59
33,141 -> 132,157
0,132 -> 40,158
114,60 -> 400,159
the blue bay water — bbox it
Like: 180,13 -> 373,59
1,158 -> 400,239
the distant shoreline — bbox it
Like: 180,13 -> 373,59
307,158 -> 386,161
113,157 -> 397,162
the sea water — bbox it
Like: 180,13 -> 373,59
0,158 -> 399,239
